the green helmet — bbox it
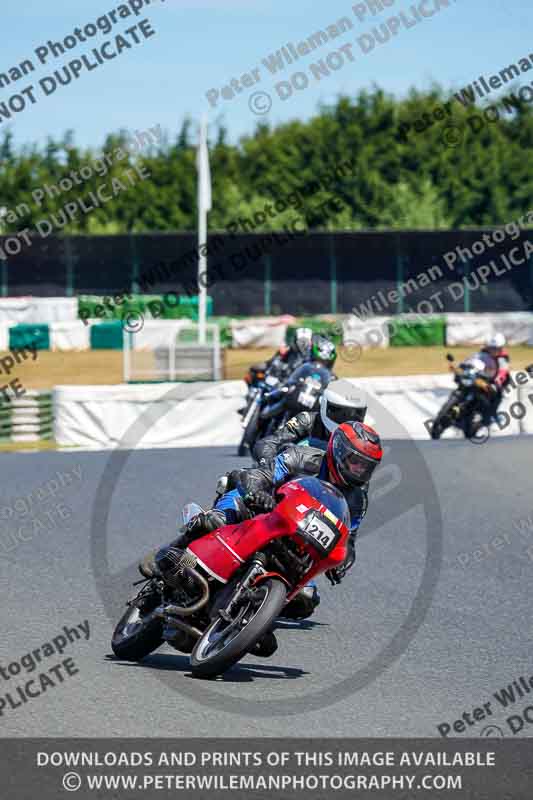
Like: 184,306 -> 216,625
311,334 -> 337,367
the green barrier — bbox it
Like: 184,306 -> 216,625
90,321 -> 123,350
211,316 -> 233,346
9,324 -> 50,351
177,295 -> 213,320
78,295 -> 213,322
389,317 -> 446,347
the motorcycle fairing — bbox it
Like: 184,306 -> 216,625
189,480 -> 350,588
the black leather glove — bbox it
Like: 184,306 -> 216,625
242,490 -> 275,514
325,568 -> 343,586
325,536 -> 357,586
181,509 -> 226,544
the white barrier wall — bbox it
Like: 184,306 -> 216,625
54,373 -> 532,449
343,315 -> 390,349
231,317 -> 293,348
0,298 -> 78,324
50,321 -> 91,351
445,313 -> 533,346
54,381 -> 245,449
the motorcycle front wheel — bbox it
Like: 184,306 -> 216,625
431,397 -> 459,439
190,578 -> 287,678
238,404 -> 260,457
111,595 -> 163,661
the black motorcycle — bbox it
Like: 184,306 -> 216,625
238,360 -> 289,457
430,353 -> 497,440
248,362 -> 332,447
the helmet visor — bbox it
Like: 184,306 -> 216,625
326,401 -> 366,425
313,342 -> 336,364
332,433 -> 378,485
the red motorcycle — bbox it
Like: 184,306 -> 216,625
111,476 -> 350,678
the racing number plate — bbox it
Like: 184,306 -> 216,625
297,390 -> 316,408
298,510 -> 340,555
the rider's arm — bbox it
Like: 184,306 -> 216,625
213,489 -> 251,524
253,412 -> 315,464
327,486 -> 368,584
494,353 -> 511,389
236,448 -> 307,510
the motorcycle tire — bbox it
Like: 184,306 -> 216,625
238,404 -> 260,457
464,412 -> 485,441
190,578 -> 287,678
111,602 -> 163,662
430,398 -> 458,440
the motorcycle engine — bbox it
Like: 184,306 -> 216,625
154,546 -> 202,654
155,545 -> 197,590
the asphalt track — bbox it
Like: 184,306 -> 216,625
1,438 -> 532,738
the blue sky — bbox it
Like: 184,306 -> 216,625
0,0 -> 531,151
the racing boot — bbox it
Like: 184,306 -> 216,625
250,629 -> 278,658
280,581 -> 320,621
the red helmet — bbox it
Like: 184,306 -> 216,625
326,421 -> 383,487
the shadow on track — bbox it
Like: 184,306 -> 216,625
106,653 -> 308,682
274,619 -> 328,631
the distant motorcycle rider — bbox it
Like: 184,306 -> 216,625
254,379 -> 368,464
261,326 -> 314,377
240,327 -> 313,414
471,333 -> 511,424
309,333 -> 337,371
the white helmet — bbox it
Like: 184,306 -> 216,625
319,380 -> 367,433
486,333 -> 506,350
292,327 -> 313,357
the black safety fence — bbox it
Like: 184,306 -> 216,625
1,229 -> 532,316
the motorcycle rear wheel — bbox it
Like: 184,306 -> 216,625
431,398 -> 458,439
190,578 -> 287,678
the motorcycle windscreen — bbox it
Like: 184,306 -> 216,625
285,364 -> 331,413
182,502 -> 204,526
276,477 -> 351,571
462,352 -> 498,379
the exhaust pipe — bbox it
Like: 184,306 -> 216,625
163,617 -> 203,640
164,567 -> 210,616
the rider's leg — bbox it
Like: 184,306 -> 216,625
281,581 -> 320,620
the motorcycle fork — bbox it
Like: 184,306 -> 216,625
218,558 -> 267,622
241,391 -> 260,428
